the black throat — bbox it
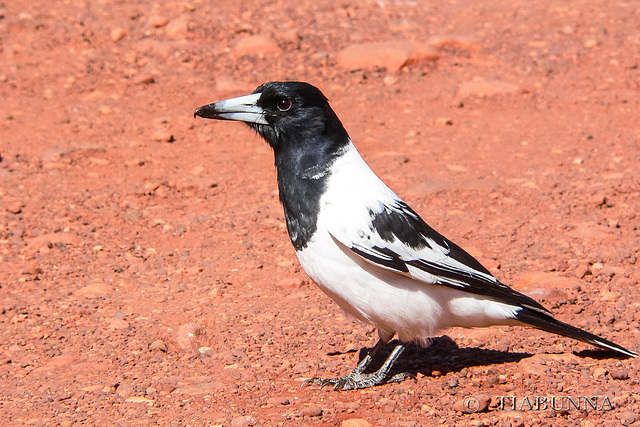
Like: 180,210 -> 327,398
271,117 -> 349,251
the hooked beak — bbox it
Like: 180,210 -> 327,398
194,92 -> 268,125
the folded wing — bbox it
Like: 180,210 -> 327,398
329,200 -> 550,315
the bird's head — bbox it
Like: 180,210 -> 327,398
194,81 -> 349,154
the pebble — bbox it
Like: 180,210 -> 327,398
299,404 -> 323,417
593,367 -> 607,378
175,323 -> 206,349
125,396 -> 154,404
276,277 -> 304,289
132,74 -> 155,86
383,76 -> 398,86
336,40 -> 439,71
106,318 -> 129,329
155,382 -> 176,395
575,263 -> 591,278
6,202 -> 24,214
453,395 -> 491,413
341,419 -> 372,427
457,77 -> 520,98
116,381 -> 134,398
74,282 -> 114,298
149,340 -> 168,352
214,76 -> 248,94
166,17 -> 190,39
434,117 -> 453,126
110,28 -> 127,42
266,396 -> 290,406
617,411 -> 638,425
512,272 -> 580,297
234,35 -> 282,57
100,105 -> 113,116
152,129 -> 174,142
230,416 -> 256,427
428,34 -> 478,50
174,381 -> 223,395
610,368 -> 629,380
151,16 -> 169,28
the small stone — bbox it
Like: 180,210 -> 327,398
341,419 -> 372,427
610,369 -> 629,380
299,404 -> 323,417
176,323 -> 206,349
593,367 -> 607,378
149,340 -> 168,352
214,76 -> 248,94
575,263 -> 591,279
125,396 -> 154,403
434,117 -> 453,126
266,396 -> 290,406
111,28 -> 127,42
336,40 -> 439,71
276,277 -> 304,289
584,39 -> 599,48
174,381 -> 223,395
133,73 -> 155,85
123,209 -> 143,221
116,381 -> 134,397
446,164 -> 467,173
23,267 -> 43,275
383,76 -> 398,86
6,202 -> 23,214
458,78 -> 520,98
453,395 -> 491,413
151,16 -> 169,28
144,182 -> 160,193
166,17 -> 190,39
616,411 -> 638,425
234,35 -> 282,57
230,416 -> 256,427
156,383 -> 176,395
75,282 -> 113,298
428,34 -> 479,50
512,272 -> 580,301
152,130 -> 174,142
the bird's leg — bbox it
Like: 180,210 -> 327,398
305,340 -> 413,390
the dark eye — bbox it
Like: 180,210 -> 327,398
277,98 -> 292,111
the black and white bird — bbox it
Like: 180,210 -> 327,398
194,81 -> 636,390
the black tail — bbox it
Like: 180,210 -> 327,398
515,308 -> 637,358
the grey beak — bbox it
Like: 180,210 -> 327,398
194,92 -> 268,125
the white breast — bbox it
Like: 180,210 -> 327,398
295,142 -> 520,343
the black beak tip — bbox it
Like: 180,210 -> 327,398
194,104 -> 216,119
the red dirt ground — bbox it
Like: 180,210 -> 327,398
1,0 -> 639,425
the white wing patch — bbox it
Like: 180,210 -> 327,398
318,141 -> 548,315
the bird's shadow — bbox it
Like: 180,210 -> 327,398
333,336 -> 630,379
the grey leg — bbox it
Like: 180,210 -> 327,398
306,341 -> 413,390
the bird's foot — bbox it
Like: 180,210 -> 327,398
304,344 -> 412,390
304,368 -> 415,390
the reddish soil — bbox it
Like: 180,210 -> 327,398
1,1 -> 639,425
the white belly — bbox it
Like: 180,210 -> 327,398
296,230 -> 518,343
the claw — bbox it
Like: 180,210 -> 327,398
304,344 -> 410,390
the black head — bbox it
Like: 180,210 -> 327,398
194,82 -> 351,250
194,81 -> 350,155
